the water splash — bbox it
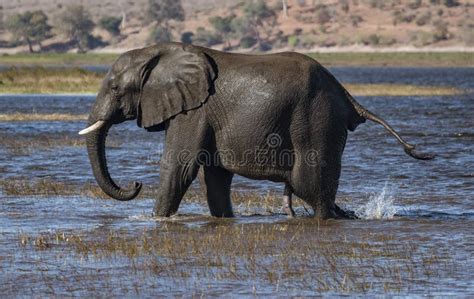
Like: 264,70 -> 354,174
355,182 -> 399,220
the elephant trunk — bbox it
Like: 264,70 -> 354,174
85,121 -> 142,201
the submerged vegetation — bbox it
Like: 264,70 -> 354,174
0,66 -> 465,95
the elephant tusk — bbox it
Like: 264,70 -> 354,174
78,120 -> 106,135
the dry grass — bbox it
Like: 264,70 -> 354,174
0,178 -> 316,214
0,179 -> 107,198
0,67 -> 102,94
0,132 -> 122,155
17,225 -> 454,294
0,66 -> 465,96
0,113 -> 87,122
345,83 -> 463,96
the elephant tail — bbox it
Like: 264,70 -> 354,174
346,91 -> 435,160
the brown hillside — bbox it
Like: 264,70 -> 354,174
0,0 -> 473,53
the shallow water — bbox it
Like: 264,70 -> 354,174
0,67 -> 473,296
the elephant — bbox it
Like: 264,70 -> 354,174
79,42 -> 434,219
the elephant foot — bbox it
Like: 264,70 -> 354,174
284,205 -> 295,217
282,194 -> 295,217
334,204 -> 358,219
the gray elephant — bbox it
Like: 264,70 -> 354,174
79,42 -> 434,219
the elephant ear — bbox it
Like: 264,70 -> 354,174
138,44 -> 216,129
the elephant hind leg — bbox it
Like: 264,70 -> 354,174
335,204 -> 358,219
290,157 -> 341,220
202,166 -> 234,217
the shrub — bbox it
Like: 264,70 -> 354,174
287,35 -> 299,47
364,0 -> 385,9
459,23 -> 474,46
316,6 -> 331,24
99,16 -> 121,36
410,31 -> 435,46
339,0 -> 350,13
433,19 -> 449,41
442,0 -> 459,7
193,27 -> 222,47
239,36 -> 257,48
149,26 -> 172,43
350,14 -> 363,27
408,0 -> 422,9
416,12 -> 431,26
181,31 -> 194,44
363,34 -> 380,45
378,35 -> 397,46
258,41 -> 272,51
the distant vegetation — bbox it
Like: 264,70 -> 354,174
0,0 -> 472,53
0,66 -> 464,95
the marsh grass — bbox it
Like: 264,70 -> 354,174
17,224 -> 454,294
345,83 -> 463,96
0,66 -> 465,95
0,67 -> 102,94
0,133 -> 121,155
308,52 -> 474,67
0,113 -> 87,122
1,52 -> 471,67
0,177 -> 318,215
0,52 -> 118,66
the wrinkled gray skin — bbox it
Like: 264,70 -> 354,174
81,42 -> 434,220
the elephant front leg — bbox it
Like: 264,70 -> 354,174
153,155 -> 200,217
202,166 -> 234,217
283,183 -> 295,217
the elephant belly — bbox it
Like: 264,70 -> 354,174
213,131 -> 294,183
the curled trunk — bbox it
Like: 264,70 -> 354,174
86,123 -> 142,201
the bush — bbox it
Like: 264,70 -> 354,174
181,31 -> 194,44
416,12 -> 431,26
442,0 -> 459,7
408,0 -> 422,9
433,19 -> 450,41
99,16 -> 121,36
239,36 -> 257,48
361,34 -> 384,46
258,42 -> 272,51
193,27 -> 222,47
316,6 -> 331,24
339,0 -> 350,13
287,35 -> 299,47
364,0 -> 385,9
350,14 -> 363,27
149,26 -> 172,43
459,23 -> 474,46
378,35 -> 397,46
410,31 -> 435,46
392,10 -> 416,25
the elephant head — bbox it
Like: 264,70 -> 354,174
79,43 -> 216,201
